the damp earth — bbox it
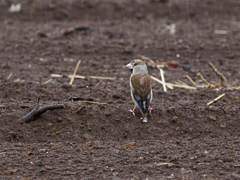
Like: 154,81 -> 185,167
0,0 -> 240,179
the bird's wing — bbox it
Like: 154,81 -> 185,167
131,74 -> 151,113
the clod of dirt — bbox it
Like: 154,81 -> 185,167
5,169 -> 18,175
209,116 -> 217,121
125,142 -> 135,149
62,82 -> 72,89
171,116 -> 178,123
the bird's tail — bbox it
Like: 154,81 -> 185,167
142,112 -> 148,123
141,100 -> 148,113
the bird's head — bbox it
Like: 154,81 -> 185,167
125,59 -> 148,74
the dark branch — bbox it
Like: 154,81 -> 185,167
18,104 -> 64,123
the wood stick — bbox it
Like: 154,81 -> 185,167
177,80 -> 189,86
208,62 -> 227,84
157,162 -> 174,166
19,104 -> 64,122
70,60 -> 81,85
76,105 -> 86,113
94,79 -> 104,89
184,75 -> 198,88
51,74 -> 63,78
136,54 -> 155,64
207,93 -> 225,106
68,75 -> 116,80
197,73 -> 210,85
87,76 -> 116,80
68,75 -> 85,79
160,69 -> 167,92
14,78 -> 20,82
150,76 -> 173,89
174,81 -> 182,85
150,76 -> 197,90
7,72 -> 13,80
167,84 -> 196,90
81,101 -> 107,105
43,79 -> 52,84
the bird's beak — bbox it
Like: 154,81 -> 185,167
125,63 -> 133,69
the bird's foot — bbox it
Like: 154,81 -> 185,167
128,109 -> 135,116
148,107 -> 153,113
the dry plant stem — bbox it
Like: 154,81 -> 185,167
174,81 -> 182,85
68,75 -> 85,79
51,74 -> 63,78
208,62 -> 227,84
70,60 -> 81,85
94,79 -> 104,89
43,79 -> 52,84
150,76 -> 173,89
177,79 -> 189,86
167,84 -> 196,90
136,54 -> 155,64
184,75 -> 198,88
68,75 -> 116,80
81,101 -> 107,105
87,76 -> 116,80
207,93 -> 225,106
197,73 -> 210,85
160,69 -> 167,92
157,163 -> 174,166
76,105 -> 86,113
19,104 -> 64,122
6,72 -> 13,80
150,76 -> 196,90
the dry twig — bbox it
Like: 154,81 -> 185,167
208,62 -> 227,85
18,97 -> 64,122
43,79 -> 52,85
207,93 -> 225,106
150,76 -> 173,89
94,79 -> 104,89
136,54 -> 155,64
68,75 -> 116,80
177,80 -> 188,86
76,105 -> 86,113
151,76 -> 196,90
51,74 -> 63,78
19,104 -> 64,122
70,60 -> 81,85
7,72 -> 13,80
160,69 -> 167,92
157,162 -> 174,167
68,75 -> 85,79
87,76 -> 116,80
197,73 -> 210,85
184,75 -> 198,88
81,101 -> 107,105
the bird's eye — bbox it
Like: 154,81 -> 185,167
133,63 -> 137,67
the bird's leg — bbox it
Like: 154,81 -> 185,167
148,106 -> 153,113
128,106 -> 136,116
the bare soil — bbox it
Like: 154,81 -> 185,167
0,0 -> 240,179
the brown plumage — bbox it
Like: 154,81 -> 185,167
131,74 -> 151,100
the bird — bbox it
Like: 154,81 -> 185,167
125,59 -> 152,123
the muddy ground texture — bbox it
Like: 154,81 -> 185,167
1,0 -> 240,179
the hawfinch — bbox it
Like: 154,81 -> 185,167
125,59 -> 152,122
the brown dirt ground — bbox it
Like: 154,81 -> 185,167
0,0 -> 240,179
